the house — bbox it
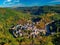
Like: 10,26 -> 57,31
39,29 -> 46,35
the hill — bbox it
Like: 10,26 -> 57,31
13,5 -> 60,15
0,8 -> 32,45
0,6 -> 60,45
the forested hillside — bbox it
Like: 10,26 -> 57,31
0,7 -> 60,45
14,6 -> 60,15
0,8 -> 32,45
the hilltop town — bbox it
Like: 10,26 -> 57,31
0,8 -> 60,45
9,16 -> 59,38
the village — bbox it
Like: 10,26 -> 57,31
9,18 -> 57,38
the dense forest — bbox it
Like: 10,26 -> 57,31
14,6 -> 60,15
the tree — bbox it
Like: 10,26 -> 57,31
16,37 -> 25,45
